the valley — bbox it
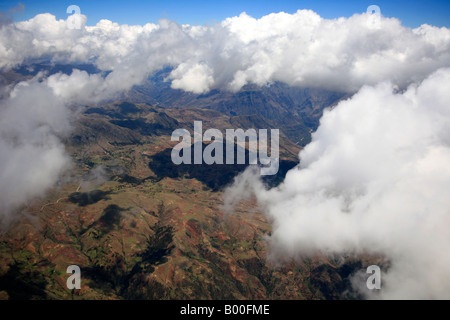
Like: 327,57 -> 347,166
0,92 -> 381,300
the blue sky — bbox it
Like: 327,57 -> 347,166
1,0 -> 449,27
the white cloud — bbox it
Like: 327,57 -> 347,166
169,62 -> 214,93
1,10 -> 450,93
223,68 -> 450,299
0,77 -> 72,223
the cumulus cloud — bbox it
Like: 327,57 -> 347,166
169,62 -> 214,94
223,68 -> 450,299
0,76 -> 72,223
218,11 -> 450,92
0,65 -> 119,222
1,10 -> 450,93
